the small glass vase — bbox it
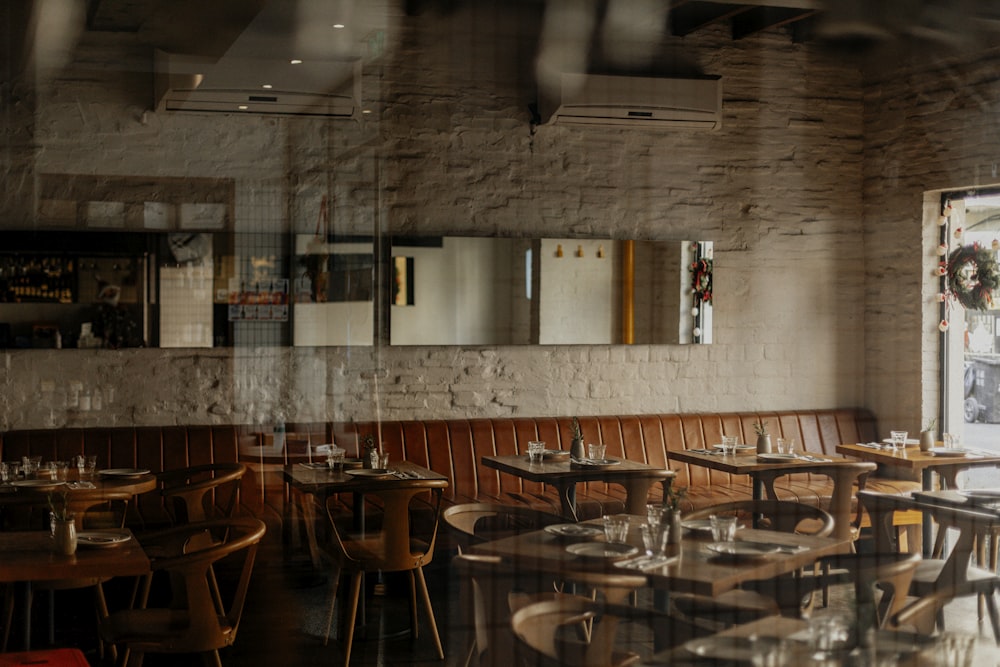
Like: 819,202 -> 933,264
666,509 -> 682,545
53,516 -> 77,555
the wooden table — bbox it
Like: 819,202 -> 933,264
283,461 -> 448,566
836,442 -> 1000,491
667,449 -> 873,541
0,529 -> 150,650
0,471 -> 157,530
838,442 -> 1000,553
468,514 -> 850,599
642,615 -> 945,666
480,455 -> 674,522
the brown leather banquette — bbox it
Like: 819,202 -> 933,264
0,408 -> 917,542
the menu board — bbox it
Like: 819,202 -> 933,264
225,279 -> 288,322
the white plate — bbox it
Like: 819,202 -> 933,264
11,479 -> 67,490
544,523 -> 603,539
542,449 -> 570,460
680,519 -> 714,533
565,542 -> 638,560
757,453 -> 797,461
712,444 -> 756,452
98,468 -> 151,478
684,636 -> 779,661
959,489 -> 1000,500
705,541 -> 781,560
929,448 -> 967,457
344,469 -> 395,479
77,530 -> 132,548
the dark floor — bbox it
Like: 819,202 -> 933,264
22,537 -> 1000,666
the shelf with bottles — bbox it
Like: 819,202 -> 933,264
0,255 -> 77,304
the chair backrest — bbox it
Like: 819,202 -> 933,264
511,596 -> 709,667
157,462 -> 246,524
144,517 -> 266,652
443,502 -> 564,551
817,551 -> 920,643
860,490 -> 1000,588
683,499 -> 835,537
325,482 -> 443,573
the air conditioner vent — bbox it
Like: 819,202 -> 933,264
539,73 -> 722,130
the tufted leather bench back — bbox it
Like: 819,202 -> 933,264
0,408 -> 882,527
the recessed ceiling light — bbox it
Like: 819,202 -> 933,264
238,105 -> 249,110
361,109 -> 372,114
333,23 -> 345,29
290,59 -> 303,65
262,84 -> 273,89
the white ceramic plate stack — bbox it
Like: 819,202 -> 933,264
77,530 -> 132,548
544,523 -> 603,540
98,468 -> 151,478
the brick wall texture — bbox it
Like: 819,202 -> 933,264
1,7 -> 997,432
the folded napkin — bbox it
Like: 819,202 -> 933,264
67,481 -> 96,490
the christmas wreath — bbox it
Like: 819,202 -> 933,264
690,258 -> 712,304
947,243 -> 1000,311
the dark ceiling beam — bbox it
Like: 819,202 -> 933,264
670,2 -> 755,37
87,0 -> 148,32
731,6 -> 819,39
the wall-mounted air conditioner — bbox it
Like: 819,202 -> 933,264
153,50 -> 361,118
539,73 -> 722,130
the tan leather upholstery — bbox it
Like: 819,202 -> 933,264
0,408 -> 917,538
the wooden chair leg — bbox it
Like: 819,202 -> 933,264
322,566 -> 343,646
202,649 -> 223,667
408,570 -> 420,639
1,584 -> 12,652
341,573 -> 363,667
415,566 -> 444,659
985,590 -> 1000,645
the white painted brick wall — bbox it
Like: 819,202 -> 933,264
8,12 -> 982,432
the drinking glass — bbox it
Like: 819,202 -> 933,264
890,430 -> 908,452
640,522 -> 669,556
378,451 -> 390,470
933,632 -> 975,667
527,441 -> 546,463
7,462 -> 21,480
785,438 -> 797,456
327,446 -> 346,472
588,443 -> 606,461
54,460 -> 69,481
709,514 -> 737,542
721,435 -> 738,456
646,503 -> 665,526
943,432 -> 958,449
0,462 -> 8,483
602,514 -> 629,544
808,611 -> 850,658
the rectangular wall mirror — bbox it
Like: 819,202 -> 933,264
388,237 -> 712,346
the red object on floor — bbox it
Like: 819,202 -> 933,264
0,648 -> 89,666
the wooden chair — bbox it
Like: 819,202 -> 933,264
100,517 -> 267,667
156,462 -> 246,525
443,504 -> 565,666
442,502 -> 564,552
671,500 -> 835,626
511,596 -> 711,667
320,482 -> 445,667
860,490 -> 1000,644
1,491 -> 132,654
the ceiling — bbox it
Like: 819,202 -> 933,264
65,0 -> 1000,94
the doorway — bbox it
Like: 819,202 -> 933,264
941,191 -> 1000,487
